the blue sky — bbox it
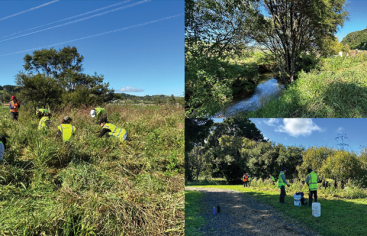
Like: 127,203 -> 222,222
0,0 -> 184,96
213,118 -> 367,154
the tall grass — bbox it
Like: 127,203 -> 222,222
247,53 -> 367,117
0,104 -> 184,235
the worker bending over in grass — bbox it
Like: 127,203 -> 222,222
306,168 -> 318,207
9,95 -> 20,121
90,108 -> 106,123
243,173 -> 249,187
38,113 -> 52,130
98,118 -> 128,142
36,109 -> 49,118
269,174 -> 276,185
57,116 -> 76,142
0,135 -> 6,163
279,167 -> 290,204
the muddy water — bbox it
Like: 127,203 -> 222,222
215,73 -> 284,117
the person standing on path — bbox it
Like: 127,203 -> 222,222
279,167 -> 290,204
243,173 -> 249,187
9,95 -> 20,121
269,174 -> 276,185
306,168 -> 318,207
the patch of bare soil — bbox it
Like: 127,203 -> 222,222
185,187 -> 320,236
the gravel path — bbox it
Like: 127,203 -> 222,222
186,187 -> 320,236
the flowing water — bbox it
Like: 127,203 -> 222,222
215,73 -> 284,117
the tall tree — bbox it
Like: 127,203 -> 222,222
253,0 -> 349,83
185,0 -> 261,117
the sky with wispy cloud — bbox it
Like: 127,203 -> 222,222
213,118 -> 367,153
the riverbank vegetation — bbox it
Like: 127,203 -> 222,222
247,52 -> 367,118
185,0 -> 350,118
0,105 -> 184,234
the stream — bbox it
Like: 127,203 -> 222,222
215,73 -> 284,117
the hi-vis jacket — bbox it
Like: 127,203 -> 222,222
9,101 -> 20,113
243,175 -> 249,182
38,117 -> 50,130
37,109 -> 49,115
95,108 -> 106,116
58,124 -> 76,142
102,123 -> 128,142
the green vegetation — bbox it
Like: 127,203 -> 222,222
185,0 -> 349,117
247,53 -> 367,118
185,190 -> 205,236
187,184 -> 367,236
341,28 -> 367,50
0,104 -> 184,235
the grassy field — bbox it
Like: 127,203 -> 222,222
186,183 -> 367,236
185,190 -> 205,236
0,104 -> 184,235
247,53 -> 367,118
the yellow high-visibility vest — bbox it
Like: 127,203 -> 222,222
36,109 -> 49,115
58,124 -> 76,142
95,108 -> 105,116
38,117 -> 50,130
102,123 -> 127,142
278,172 -> 286,188
308,171 -> 318,191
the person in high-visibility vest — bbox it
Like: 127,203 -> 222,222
279,167 -> 290,204
9,95 -> 20,121
243,173 -> 250,187
36,109 -> 49,118
57,116 -> 76,142
38,113 -> 52,130
90,108 -> 106,123
0,135 -> 6,163
97,118 -> 128,142
306,168 -> 318,207
269,174 -> 276,185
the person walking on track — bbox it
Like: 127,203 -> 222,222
279,167 -> 290,204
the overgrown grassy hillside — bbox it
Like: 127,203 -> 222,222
0,105 -> 184,235
247,53 -> 367,118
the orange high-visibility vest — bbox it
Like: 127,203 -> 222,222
10,101 -> 19,113
243,175 -> 249,182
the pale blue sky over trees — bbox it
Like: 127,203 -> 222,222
0,0 -> 184,96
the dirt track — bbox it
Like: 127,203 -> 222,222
186,187 -> 320,236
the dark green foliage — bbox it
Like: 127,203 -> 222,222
341,28 -> 367,50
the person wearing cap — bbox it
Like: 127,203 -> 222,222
306,168 -> 318,207
90,108 -> 106,123
279,167 -> 290,204
0,135 -> 6,163
98,118 -> 128,142
38,113 -> 52,130
9,95 -> 20,121
36,109 -> 49,118
243,173 -> 250,187
57,116 -> 76,142
269,174 -> 276,185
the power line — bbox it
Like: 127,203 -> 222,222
0,0 -> 150,44
0,14 -> 183,57
0,0 -> 59,22
0,0 -> 134,39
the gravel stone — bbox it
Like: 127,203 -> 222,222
186,187 -> 320,236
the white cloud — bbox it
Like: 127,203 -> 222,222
275,119 -> 322,137
117,86 -> 144,92
264,118 -> 280,126
336,127 -> 344,133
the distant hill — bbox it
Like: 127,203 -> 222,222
341,28 -> 367,50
